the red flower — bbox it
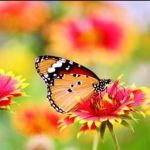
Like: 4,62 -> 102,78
0,1 -> 49,32
64,17 -> 123,52
12,103 -> 71,140
44,2 -> 137,65
60,79 -> 147,137
0,71 -> 27,108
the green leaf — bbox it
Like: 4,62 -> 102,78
119,114 -> 132,120
121,120 -> 134,133
107,120 -> 113,131
107,121 -> 120,150
100,121 -> 107,140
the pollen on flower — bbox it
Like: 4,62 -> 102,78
130,93 -> 134,99
103,93 -> 112,103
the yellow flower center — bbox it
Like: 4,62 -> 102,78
103,93 -> 112,103
79,30 -> 101,45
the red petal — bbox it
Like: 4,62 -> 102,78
80,123 -> 89,131
64,116 -> 75,125
91,122 -> 97,130
108,81 -> 119,98
12,93 -> 22,97
0,99 -> 11,107
131,90 -> 146,106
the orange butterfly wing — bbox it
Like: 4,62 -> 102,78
35,55 -> 109,113
50,74 -> 98,112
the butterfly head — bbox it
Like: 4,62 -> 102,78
103,79 -> 111,85
100,79 -> 111,91
93,79 -> 111,92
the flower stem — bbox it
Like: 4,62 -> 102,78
107,121 -> 120,150
92,132 -> 99,150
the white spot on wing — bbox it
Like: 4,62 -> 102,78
53,73 -> 57,77
48,67 -> 55,73
36,59 -> 39,63
47,59 -> 66,74
69,61 -> 73,65
53,61 -> 63,68
60,59 -> 66,63
66,67 -> 70,70
44,74 -> 49,78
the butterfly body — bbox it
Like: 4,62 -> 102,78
35,55 -> 111,113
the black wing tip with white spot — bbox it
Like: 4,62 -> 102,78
35,56 -> 67,113
35,55 -> 100,80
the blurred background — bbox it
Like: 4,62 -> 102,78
0,1 -> 150,150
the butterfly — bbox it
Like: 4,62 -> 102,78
35,55 -> 111,113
